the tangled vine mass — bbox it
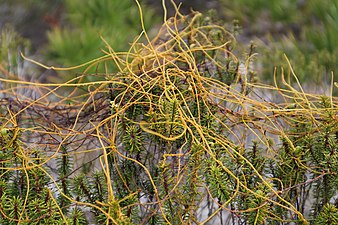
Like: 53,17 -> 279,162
1,6 -> 338,225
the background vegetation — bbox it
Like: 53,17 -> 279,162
45,0 -> 158,75
219,0 -> 338,92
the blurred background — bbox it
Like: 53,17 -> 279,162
0,0 -> 337,93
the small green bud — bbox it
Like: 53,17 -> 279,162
294,146 -> 303,154
1,128 -> 8,136
255,190 -> 264,196
208,141 -> 215,148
